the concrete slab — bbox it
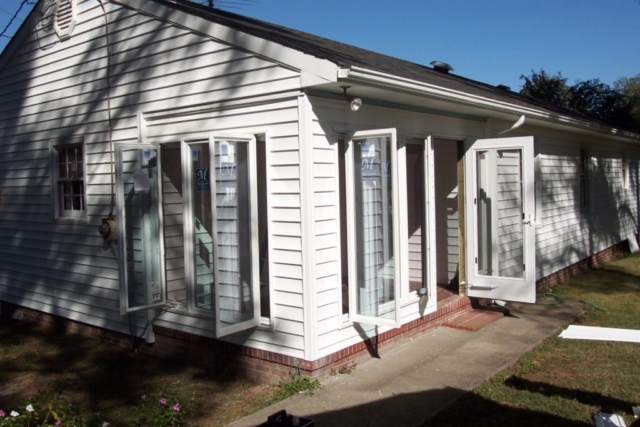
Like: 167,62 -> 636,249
228,300 -> 584,427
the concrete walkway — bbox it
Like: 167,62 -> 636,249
227,300 -> 584,427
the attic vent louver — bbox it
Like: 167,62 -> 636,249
54,0 -> 77,40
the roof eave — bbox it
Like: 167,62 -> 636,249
341,66 -> 640,143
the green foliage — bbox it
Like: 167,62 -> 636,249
257,372 -> 321,408
0,379 -> 86,427
130,378 -> 194,427
520,69 -> 569,106
520,69 -> 640,132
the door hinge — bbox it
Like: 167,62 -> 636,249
475,257 -> 478,264
474,198 -> 477,205
523,264 -> 526,271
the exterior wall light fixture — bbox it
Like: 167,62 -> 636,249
341,86 -> 362,112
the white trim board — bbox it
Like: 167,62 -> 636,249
559,325 -> 640,343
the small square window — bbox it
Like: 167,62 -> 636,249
51,141 -> 87,221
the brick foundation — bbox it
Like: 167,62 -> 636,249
2,237 -> 636,384
535,235 -> 637,290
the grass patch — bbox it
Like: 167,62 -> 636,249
424,252 -> 640,427
0,320 -> 303,426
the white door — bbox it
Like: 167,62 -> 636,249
465,137 -> 536,303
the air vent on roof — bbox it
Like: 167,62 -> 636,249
497,84 -> 511,91
54,0 -> 77,40
430,61 -> 453,74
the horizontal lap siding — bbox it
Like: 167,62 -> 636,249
536,141 -> 639,280
0,0 -> 305,356
0,1 -> 137,335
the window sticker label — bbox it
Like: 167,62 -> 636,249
196,168 -> 210,191
151,282 -> 161,302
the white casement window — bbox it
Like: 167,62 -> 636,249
579,148 -> 590,212
180,134 -> 261,337
51,140 -> 87,222
344,129 -> 405,327
116,144 -> 166,314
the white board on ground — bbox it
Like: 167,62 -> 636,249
559,325 -> 640,343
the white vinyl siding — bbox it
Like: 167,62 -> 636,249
535,141 -> 639,279
0,0 -> 305,356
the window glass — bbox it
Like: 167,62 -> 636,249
54,143 -> 86,219
352,136 -> 396,320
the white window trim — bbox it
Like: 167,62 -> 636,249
579,147 -> 591,214
622,149 -> 630,190
50,137 -> 88,224
345,128 -> 403,328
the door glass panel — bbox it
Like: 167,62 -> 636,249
476,149 -> 524,279
161,144 -> 187,306
190,143 -> 215,310
406,143 -> 425,293
120,147 -> 164,312
215,139 -> 254,328
353,136 -> 396,320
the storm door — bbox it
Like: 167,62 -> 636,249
465,137 -> 536,303
116,144 -> 166,314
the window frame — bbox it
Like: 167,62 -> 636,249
579,148 -> 591,213
344,128 -> 404,328
50,138 -> 88,223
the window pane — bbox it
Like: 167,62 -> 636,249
59,164 -> 68,179
215,140 -> 254,327
121,147 -> 163,311
190,143 -> 214,310
353,136 -> 395,320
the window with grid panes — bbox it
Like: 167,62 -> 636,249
55,144 -> 86,218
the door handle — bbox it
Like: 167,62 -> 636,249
523,213 -> 534,226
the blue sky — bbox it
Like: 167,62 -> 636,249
1,0 -> 638,91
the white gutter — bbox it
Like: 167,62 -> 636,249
340,67 -> 640,142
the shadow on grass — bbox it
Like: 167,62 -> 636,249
505,376 -> 635,415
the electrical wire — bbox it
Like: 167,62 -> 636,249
0,0 -> 34,39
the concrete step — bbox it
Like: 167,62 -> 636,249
442,307 -> 507,332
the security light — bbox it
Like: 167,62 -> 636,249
341,86 -> 362,112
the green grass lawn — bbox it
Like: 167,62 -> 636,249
424,252 -> 640,427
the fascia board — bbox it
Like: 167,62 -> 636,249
343,66 -> 640,143
111,0 -> 338,87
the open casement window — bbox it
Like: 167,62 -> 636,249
464,136 -> 536,303
116,144 -> 166,314
209,134 -> 261,337
405,137 -> 437,303
345,129 -> 404,327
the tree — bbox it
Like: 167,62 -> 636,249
614,74 -> 640,131
519,69 -> 569,107
520,69 -> 639,133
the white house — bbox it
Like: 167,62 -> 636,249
0,0 -> 638,382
